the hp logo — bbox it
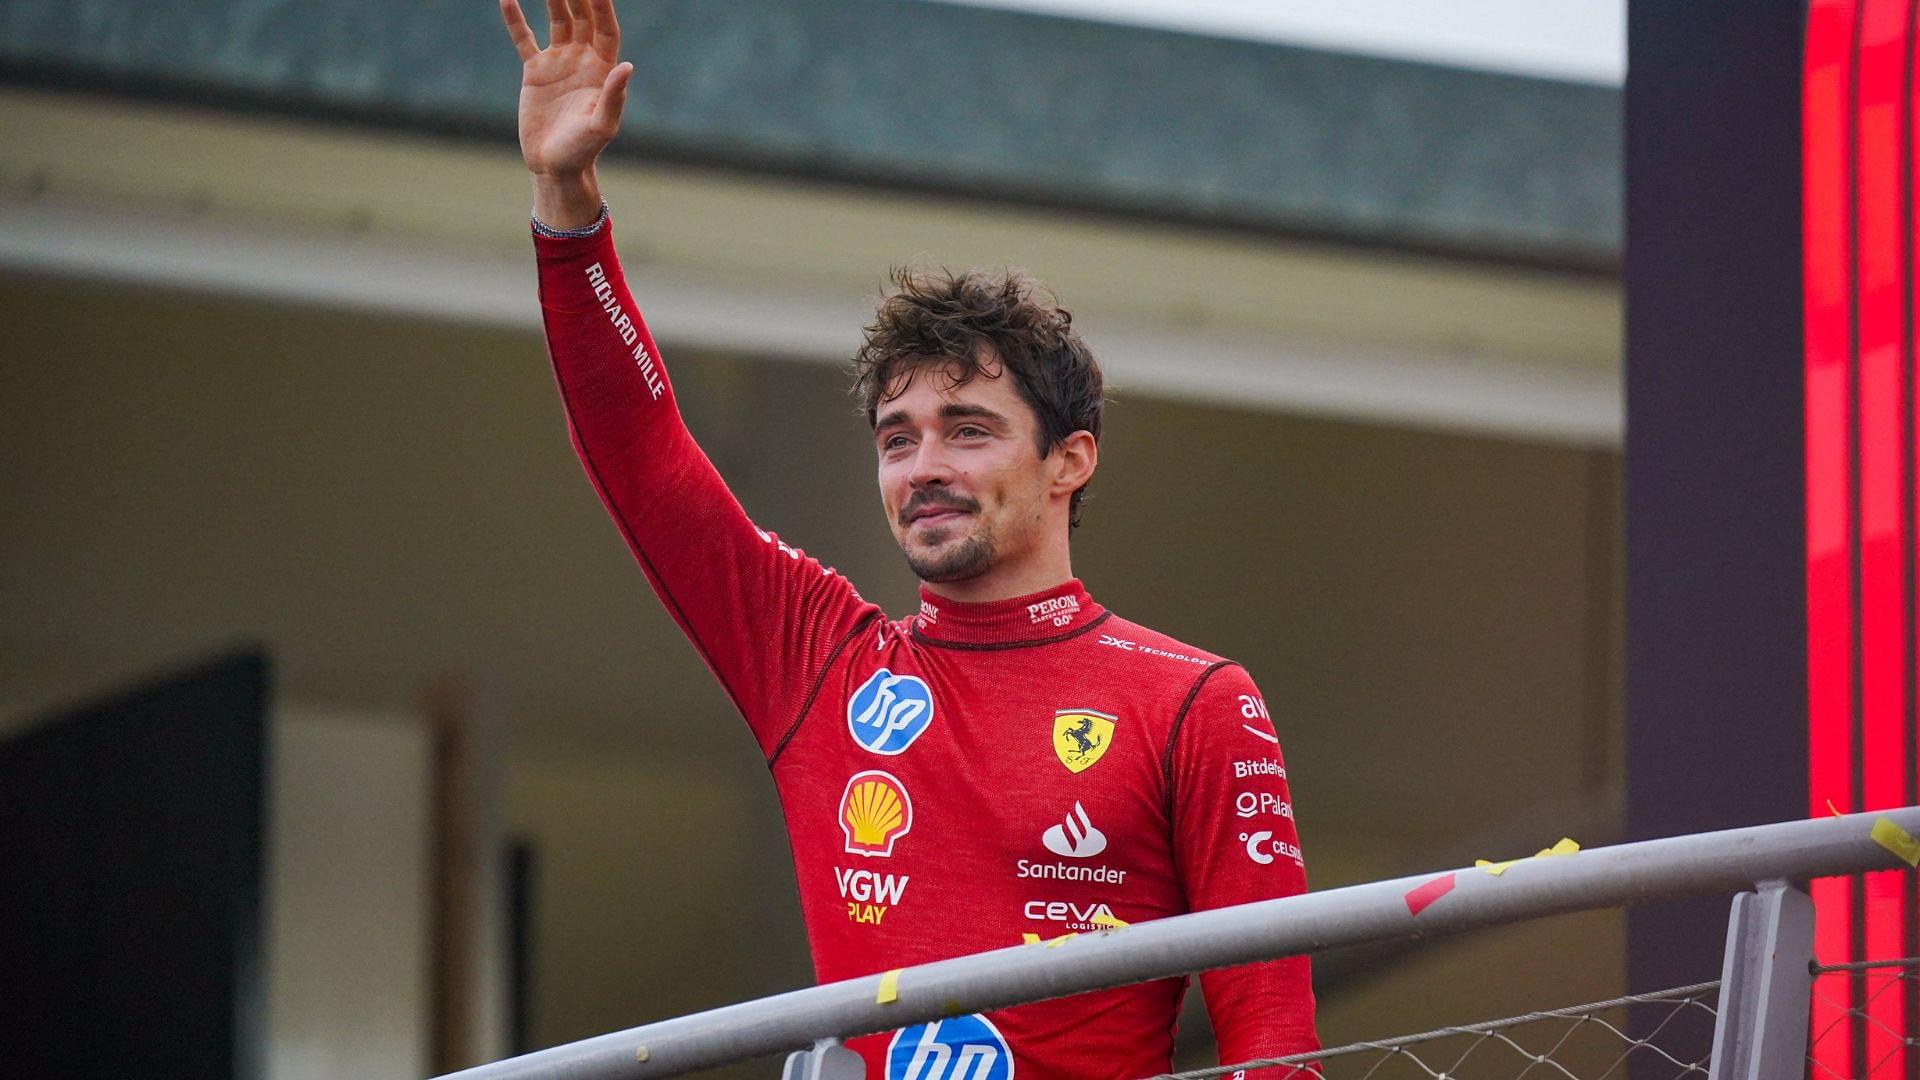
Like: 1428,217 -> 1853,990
848,668 -> 934,755
885,1014 -> 1013,1080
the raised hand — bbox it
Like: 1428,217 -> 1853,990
501,0 -> 634,227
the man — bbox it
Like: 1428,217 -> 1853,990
500,1 -> 1317,1075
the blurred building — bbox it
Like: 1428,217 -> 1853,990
0,1 -> 1623,1076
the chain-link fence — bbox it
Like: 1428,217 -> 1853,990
1809,957 -> 1920,1080
1161,956 -> 1919,1080
1149,982 -> 1722,1080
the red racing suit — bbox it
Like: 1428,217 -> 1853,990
532,215 -> 1318,1078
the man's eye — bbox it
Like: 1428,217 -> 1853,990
883,434 -> 911,450
956,425 -> 986,438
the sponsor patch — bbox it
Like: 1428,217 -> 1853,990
849,668 -> 935,754
1023,898 -> 1122,932
584,262 -> 665,400
1026,594 -> 1081,626
1097,633 -> 1211,665
1052,710 -> 1115,773
1240,829 -> 1305,867
1016,859 -> 1127,884
840,771 -> 914,858
1233,792 -> 1294,819
886,1014 -> 1013,1080
1041,802 -> 1107,858
836,866 -> 909,925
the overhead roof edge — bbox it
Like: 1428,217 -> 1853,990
0,0 -> 1621,270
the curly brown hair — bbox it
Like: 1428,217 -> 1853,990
851,266 -> 1106,527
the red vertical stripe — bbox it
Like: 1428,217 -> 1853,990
1855,0 -> 1910,1071
1808,0 -> 1920,1067
1807,0 -> 1861,1074
1906,0 -> 1920,1065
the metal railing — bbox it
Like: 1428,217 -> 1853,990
436,808 -> 1920,1080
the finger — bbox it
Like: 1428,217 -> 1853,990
565,0 -> 593,38
499,0 -> 540,60
588,0 -> 621,57
592,61 -> 633,133
543,0 -> 573,45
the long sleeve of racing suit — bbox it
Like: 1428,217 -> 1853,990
532,218 -> 876,756
1169,663 -> 1321,1073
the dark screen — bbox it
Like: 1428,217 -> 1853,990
0,649 -> 268,1079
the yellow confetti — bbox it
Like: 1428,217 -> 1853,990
1045,932 -> 1079,948
1871,817 -> 1920,867
1478,838 -> 1578,877
1021,933 -> 1043,945
1090,911 -> 1129,930
876,969 -> 901,1005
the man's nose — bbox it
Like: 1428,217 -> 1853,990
907,438 -> 957,488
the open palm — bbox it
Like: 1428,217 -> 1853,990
501,0 -> 633,176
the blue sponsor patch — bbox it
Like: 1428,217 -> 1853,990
848,667 -> 934,755
885,1014 -> 1013,1080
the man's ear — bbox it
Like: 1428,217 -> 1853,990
1050,431 -> 1098,497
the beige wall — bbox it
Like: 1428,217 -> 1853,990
265,708 -> 433,1080
0,270 -> 1622,1068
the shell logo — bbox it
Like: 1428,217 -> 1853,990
839,770 -> 913,858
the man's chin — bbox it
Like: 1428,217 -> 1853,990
901,534 -> 995,583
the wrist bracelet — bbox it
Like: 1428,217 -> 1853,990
531,199 -> 610,239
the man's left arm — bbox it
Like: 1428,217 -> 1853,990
1168,663 -> 1321,1074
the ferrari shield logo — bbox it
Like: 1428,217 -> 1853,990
1052,710 -> 1117,773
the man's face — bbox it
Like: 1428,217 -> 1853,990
874,358 -> 1055,584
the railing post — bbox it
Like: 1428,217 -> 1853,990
781,1038 -> 864,1080
1706,879 -> 1814,1080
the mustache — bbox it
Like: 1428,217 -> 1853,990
899,491 -> 981,526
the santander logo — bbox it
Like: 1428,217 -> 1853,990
1041,802 -> 1107,858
